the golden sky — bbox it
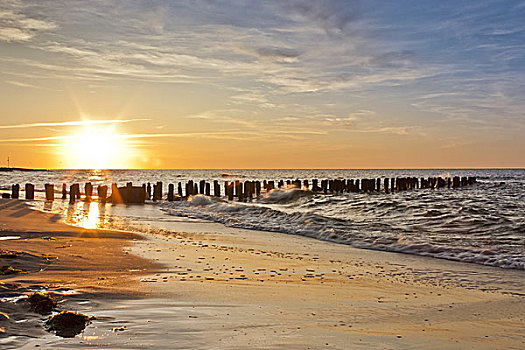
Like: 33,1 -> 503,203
1,1 -> 524,169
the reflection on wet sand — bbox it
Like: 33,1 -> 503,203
64,201 -> 108,229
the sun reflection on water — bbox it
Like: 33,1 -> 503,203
66,201 -> 107,229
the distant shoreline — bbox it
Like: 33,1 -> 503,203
0,167 -> 47,172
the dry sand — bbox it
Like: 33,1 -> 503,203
1,198 -> 524,349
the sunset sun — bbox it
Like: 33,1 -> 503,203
60,122 -> 133,169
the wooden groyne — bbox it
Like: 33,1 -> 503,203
1,176 -> 477,203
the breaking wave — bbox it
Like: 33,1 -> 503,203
162,188 -> 525,270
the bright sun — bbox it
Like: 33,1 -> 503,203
60,122 -> 133,169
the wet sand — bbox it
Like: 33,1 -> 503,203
1,198 -> 524,349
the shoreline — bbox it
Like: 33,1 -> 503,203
1,198 -> 524,349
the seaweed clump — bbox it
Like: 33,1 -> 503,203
27,292 -> 57,315
0,265 -> 25,275
0,249 -> 22,258
47,311 -> 92,338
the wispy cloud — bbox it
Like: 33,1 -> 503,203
0,0 -> 57,42
0,118 -> 150,129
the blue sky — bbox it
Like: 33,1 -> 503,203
0,0 -> 524,168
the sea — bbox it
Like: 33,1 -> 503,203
1,169 -> 524,270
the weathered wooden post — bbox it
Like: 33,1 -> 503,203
178,182 -> 183,197
227,182 -> 234,200
153,181 -> 163,201
321,180 -> 327,193
384,178 -> 389,193
213,180 -> 220,197
62,183 -> 67,199
11,184 -> 19,199
110,183 -> 119,203
44,184 -> 54,201
168,184 -> 174,201
74,184 -> 80,200
278,180 -> 284,188
188,180 -> 194,196
255,181 -> 261,197
205,182 -> 210,196
199,180 -> 205,194
303,179 -> 309,190
25,183 -> 34,200
146,183 -> 152,200
236,182 -> 243,201
98,185 -> 108,203
85,182 -> 93,201
244,181 -> 251,199
69,185 -> 76,203
355,179 -> 360,192
376,178 -> 381,192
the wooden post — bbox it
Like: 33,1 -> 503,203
62,183 -> 67,199
110,183 -> 119,203
384,178 -> 389,193
146,183 -> 152,200
98,185 -> 107,203
199,180 -> 205,194
168,184 -> 174,201
25,183 -> 34,200
213,180 -> 220,197
85,182 -> 93,201
178,182 -> 183,197
255,181 -> 261,197
205,182 -> 210,196
70,185 -> 76,203
236,182 -> 243,201
44,184 -> 54,201
11,184 -> 19,199
244,181 -> 251,199
153,181 -> 163,201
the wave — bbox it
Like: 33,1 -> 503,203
259,188 -> 312,204
220,173 -> 243,178
162,194 -> 524,270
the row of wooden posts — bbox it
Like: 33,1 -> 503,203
2,176 -> 477,204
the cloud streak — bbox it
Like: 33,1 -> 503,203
0,118 -> 150,129
0,0 -> 57,42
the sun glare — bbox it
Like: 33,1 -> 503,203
60,121 -> 135,169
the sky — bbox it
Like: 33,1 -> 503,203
0,0 -> 524,169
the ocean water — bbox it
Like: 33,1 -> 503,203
1,169 -> 524,270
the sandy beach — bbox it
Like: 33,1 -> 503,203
1,198 -> 524,349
